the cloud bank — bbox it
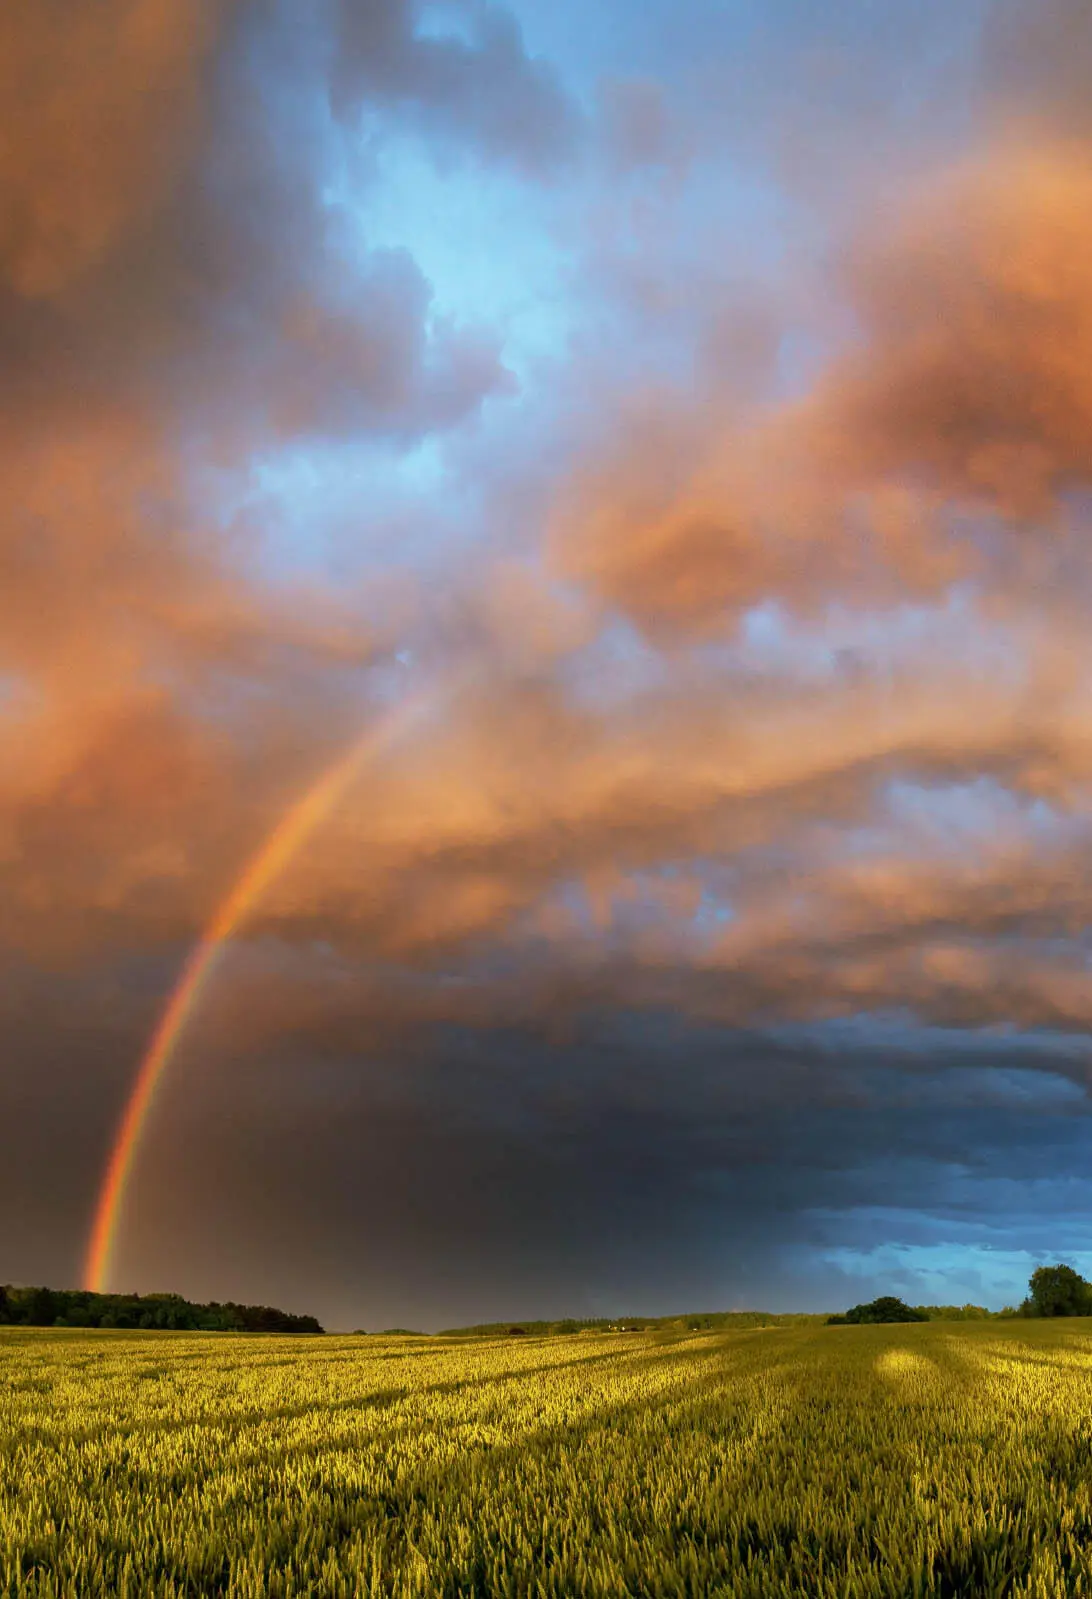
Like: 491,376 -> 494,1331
4,0 -> 1092,1325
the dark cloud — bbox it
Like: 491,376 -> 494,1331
98,1014 -> 1092,1326
331,0 -> 581,175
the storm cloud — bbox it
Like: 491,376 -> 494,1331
4,0 -> 1092,1328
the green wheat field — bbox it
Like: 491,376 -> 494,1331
4,1320 -> 1092,1596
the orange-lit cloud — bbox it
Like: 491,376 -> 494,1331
0,0 -> 220,299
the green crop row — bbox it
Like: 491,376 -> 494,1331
3,1320 -> 1092,1595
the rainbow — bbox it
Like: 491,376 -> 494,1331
83,681 -> 448,1293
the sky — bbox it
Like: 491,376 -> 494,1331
4,0 -> 1092,1330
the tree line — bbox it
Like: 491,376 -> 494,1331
828,1265 -> 1092,1325
0,1285 -> 323,1333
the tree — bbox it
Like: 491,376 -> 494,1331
827,1296 -> 929,1325
6,1286 -> 59,1325
1026,1264 -> 1092,1318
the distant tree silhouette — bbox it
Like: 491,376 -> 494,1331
828,1296 -> 929,1325
1025,1264 -> 1092,1318
0,1285 -> 323,1333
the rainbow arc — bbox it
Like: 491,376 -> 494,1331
84,682 -> 451,1293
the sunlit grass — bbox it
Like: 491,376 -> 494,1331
3,1320 -> 1092,1595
